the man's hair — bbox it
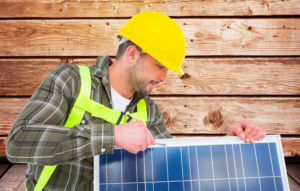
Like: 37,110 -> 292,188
115,37 -> 147,60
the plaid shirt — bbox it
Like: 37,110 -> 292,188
6,56 -> 172,191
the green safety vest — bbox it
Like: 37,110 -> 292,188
27,66 -> 147,191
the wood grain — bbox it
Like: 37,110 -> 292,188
0,137 -> 6,158
1,97 -> 300,135
0,164 -> 26,191
0,0 -> 300,18
70,57 -> 300,95
0,19 -> 299,56
0,59 -> 63,96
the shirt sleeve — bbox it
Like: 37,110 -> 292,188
146,98 -> 173,139
6,63 -> 115,166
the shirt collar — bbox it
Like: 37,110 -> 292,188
93,56 -> 146,111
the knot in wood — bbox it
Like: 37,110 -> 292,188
180,73 -> 190,80
208,110 -> 221,124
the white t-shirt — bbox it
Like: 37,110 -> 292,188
110,86 -> 132,113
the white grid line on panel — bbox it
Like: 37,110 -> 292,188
253,143 -> 262,191
268,142 -> 278,191
210,146 -> 216,191
224,145 -> 231,191
239,144 -> 247,191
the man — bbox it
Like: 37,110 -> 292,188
6,12 -> 265,191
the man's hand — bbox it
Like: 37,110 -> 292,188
227,120 -> 266,143
114,120 -> 156,154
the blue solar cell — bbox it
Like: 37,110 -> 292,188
153,182 -> 168,191
260,177 -> 276,191
106,149 -> 121,183
215,179 -> 230,191
233,144 -> 244,178
197,145 -> 213,179
138,183 -> 145,191
255,143 -> 274,177
181,146 -> 191,180
241,144 -> 259,177
167,147 -> 183,181
212,145 -> 228,179
169,182 -> 184,191
184,181 -> 191,190
152,147 -> 167,181
123,183 -> 137,191
122,150 -> 137,183
189,146 -> 199,180
137,151 -> 145,182
145,183 -> 153,191
99,155 -> 106,183
226,145 -> 236,178
270,143 -> 281,176
144,148 -> 153,182
229,179 -> 238,191
107,184 -> 121,191
100,185 -> 106,191
237,179 -> 246,191
245,178 -> 260,191
191,180 -> 200,191
275,177 -> 284,191
200,180 -> 214,191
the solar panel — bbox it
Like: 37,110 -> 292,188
94,135 -> 289,191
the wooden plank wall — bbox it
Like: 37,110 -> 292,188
0,0 -> 300,159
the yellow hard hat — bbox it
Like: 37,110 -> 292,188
118,11 -> 186,75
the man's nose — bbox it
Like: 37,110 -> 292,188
158,68 -> 168,83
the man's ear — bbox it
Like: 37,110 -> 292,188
125,45 -> 139,64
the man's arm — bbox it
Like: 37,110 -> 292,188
6,64 -> 114,166
146,98 -> 173,139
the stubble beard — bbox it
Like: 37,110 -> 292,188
126,56 -> 153,96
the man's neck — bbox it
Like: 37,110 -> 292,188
108,60 -> 134,100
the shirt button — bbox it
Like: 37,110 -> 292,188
81,120 -> 85,124
101,148 -> 106,153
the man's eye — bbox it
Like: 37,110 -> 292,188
157,64 -> 163,69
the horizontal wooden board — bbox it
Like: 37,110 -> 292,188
0,164 -> 26,191
0,137 -> 6,158
1,97 -> 300,135
1,136 -> 299,157
0,58 -> 63,96
70,57 -> 300,95
0,19 -> 299,56
0,0 -> 300,17
153,97 -> 300,135
2,57 -> 300,96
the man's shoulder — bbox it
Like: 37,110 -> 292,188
143,96 -> 160,110
46,63 -> 82,83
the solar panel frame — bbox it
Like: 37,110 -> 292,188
94,135 -> 289,191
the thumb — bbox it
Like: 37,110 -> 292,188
148,130 -> 156,146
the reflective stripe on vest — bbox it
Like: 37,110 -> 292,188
28,66 -> 147,191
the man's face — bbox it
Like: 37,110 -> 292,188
127,54 -> 168,95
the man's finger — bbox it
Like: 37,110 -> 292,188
241,121 -> 256,140
246,127 -> 263,143
148,130 -> 156,146
231,125 -> 245,140
145,130 -> 151,149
